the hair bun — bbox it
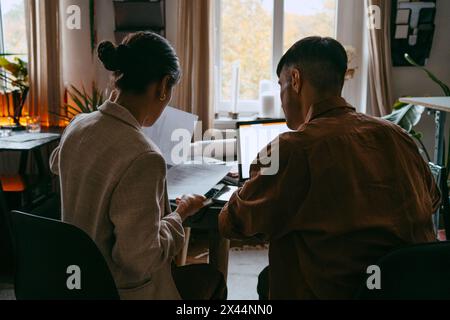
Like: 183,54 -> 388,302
98,41 -> 119,71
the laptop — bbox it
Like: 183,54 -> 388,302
237,119 -> 292,182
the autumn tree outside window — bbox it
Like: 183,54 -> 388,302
215,0 -> 337,114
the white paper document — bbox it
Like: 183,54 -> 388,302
143,107 -> 230,200
142,106 -> 198,166
166,163 -> 232,200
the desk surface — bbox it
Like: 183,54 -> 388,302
399,97 -> 450,113
0,132 -> 61,151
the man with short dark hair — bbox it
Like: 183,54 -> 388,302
219,37 -> 440,299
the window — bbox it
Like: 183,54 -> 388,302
0,0 -> 28,119
283,0 -> 336,52
0,0 -> 27,59
216,0 -> 338,115
220,0 -> 274,102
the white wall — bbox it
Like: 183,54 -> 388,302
336,0 -> 369,112
94,0 -> 115,91
60,0 -> 95,91
391,1 -> 450,100
391,0 -> 450,161
60,0 -> 179,95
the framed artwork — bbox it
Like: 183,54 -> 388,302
391,0 -> 437,66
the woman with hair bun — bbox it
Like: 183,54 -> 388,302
50,32 -> 226,300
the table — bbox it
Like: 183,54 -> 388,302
0,132 -> 61,209
172,200 -> 231,281
187,204 -> 230,280
0,132 -> 61,176
168,159 -> 237,280
400,97 -> 450,239
399,97 -> 450,166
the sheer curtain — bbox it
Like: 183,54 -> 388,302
25,0 -> 62,127
367,0 -> 394,116
172,0 -> 214,132
0,1 -> 62,173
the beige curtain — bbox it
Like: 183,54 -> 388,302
25,0 -> 62,127
367,0 -> 394,117
172,0 -> 213,131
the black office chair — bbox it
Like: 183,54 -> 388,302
355,241 -> 450,300
7,211 -> 119,300
0,183 -> 14,282
428,163 -> 450,239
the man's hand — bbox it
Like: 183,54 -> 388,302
175,194 -> 207,221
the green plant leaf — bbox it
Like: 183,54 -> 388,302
48,111 -> 71,121
404,54 -> 450,96
411,130 -> 423,140
70,85 -> 91,113
64,107 -> 78,115
81,86 -> 91,111
383,104 -> 425,133
53,83 -> 106,123
0,56 -> 28,84
69,96 -> 87,113
63,104 -> 83,116
68,89 -> 90,113
393,101 -> 409,111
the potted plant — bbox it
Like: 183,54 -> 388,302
51,83 -> 105,123
383,53 -> 450,168
383,101 -> 429,161
0,54 -> 29,130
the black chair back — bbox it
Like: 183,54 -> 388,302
428,163 -> 450,240
0,182 -> 14,281
8,211 -> 119,300
356,242 -> 450,299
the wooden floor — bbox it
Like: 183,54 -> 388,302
0,283 -> 14,300
186,231 -> 269,300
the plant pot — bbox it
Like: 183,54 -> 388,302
0,89 -> 29,130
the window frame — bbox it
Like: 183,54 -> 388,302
0,0 -> 28,57
0,0 -> 29,95
214,0 -> 340,115
0,3 -> 5,53
0,2 -> 7,91
213,0 -> 369,117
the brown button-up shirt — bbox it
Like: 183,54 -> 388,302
219,97 -> 440,300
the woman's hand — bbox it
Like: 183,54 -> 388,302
175,194 -> 208,221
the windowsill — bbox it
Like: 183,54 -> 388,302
214,116 -> 258,130
214,115 -> 285,130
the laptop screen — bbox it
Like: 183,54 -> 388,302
237,120 -> 292,180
